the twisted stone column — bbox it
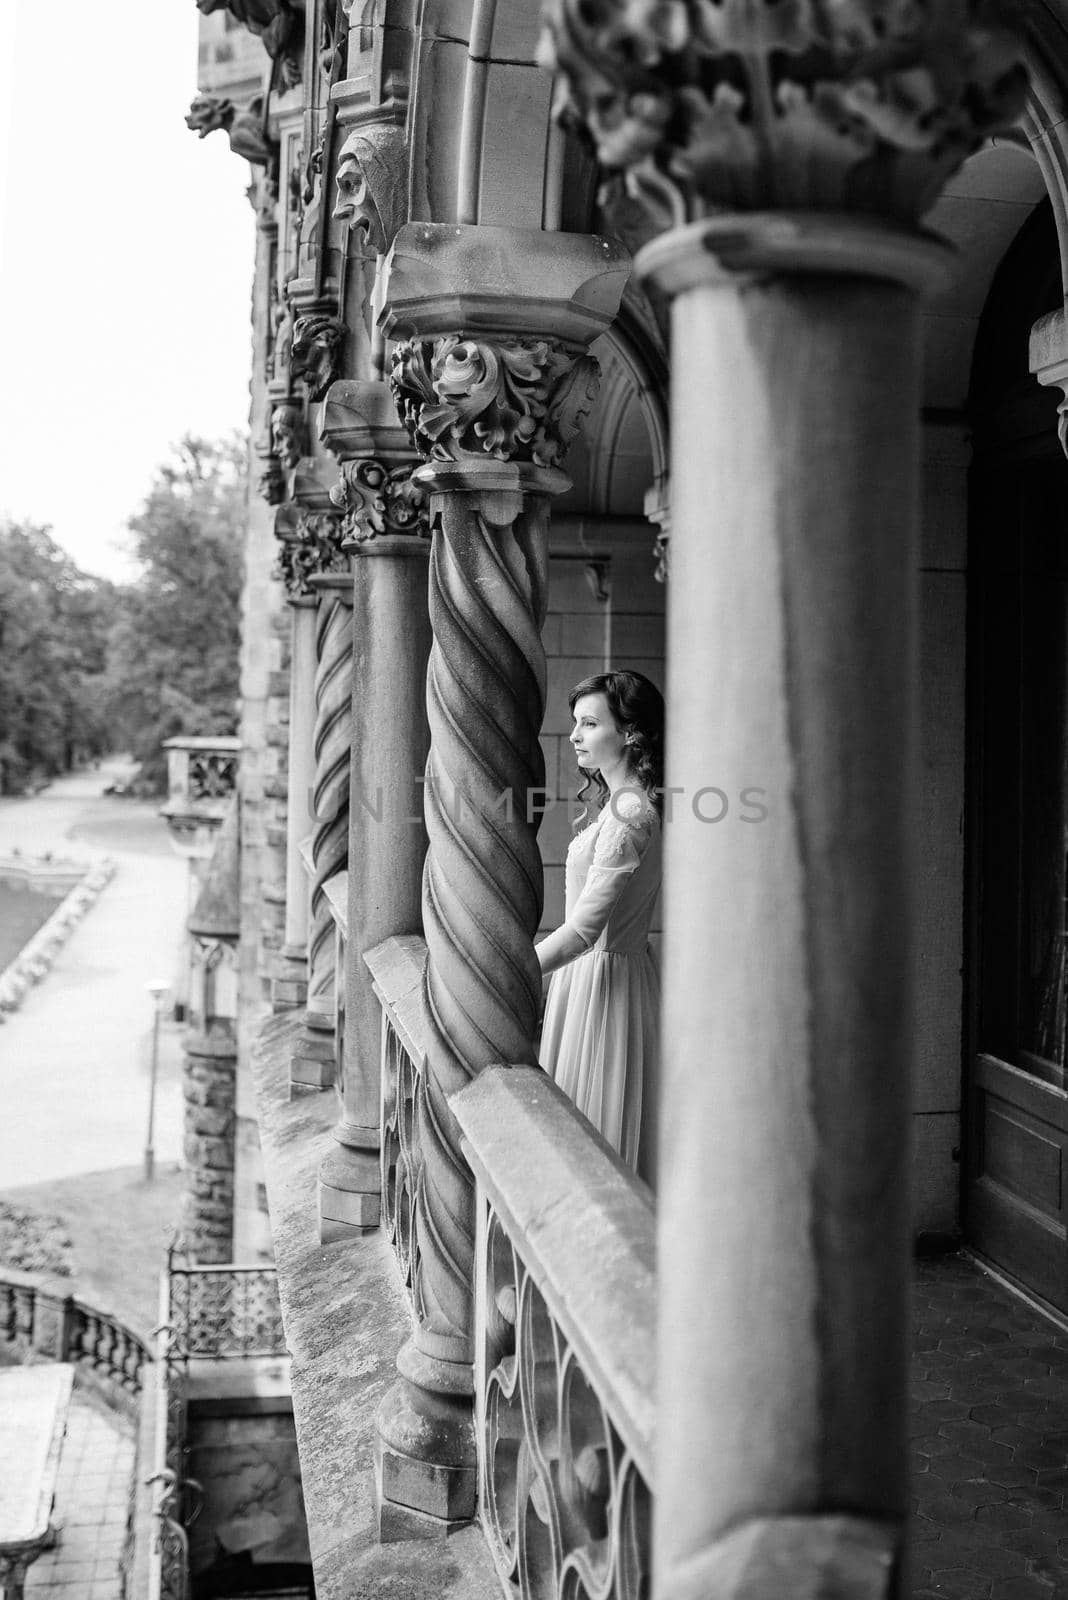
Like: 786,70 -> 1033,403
540,5 -> 1028,1596
373,224 -> 629,1536
415,460 -> 557,1350
287,514 -> 352,1091
316,380 -> 434,1242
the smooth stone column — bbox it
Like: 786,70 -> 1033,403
318,529 -> 431,1241
641,216 -> 951,1599
273,594 -> 317,1012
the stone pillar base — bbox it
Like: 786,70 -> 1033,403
374,1343 -> 476,1539
289,1021 -> 335,1093
317,1145 -> 380,1242
663,1514 -> 900,1600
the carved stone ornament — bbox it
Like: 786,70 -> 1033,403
274,510 -> 348,596
257,450 -> 286,506
333,124 -> 410,256
185,93 -> 275,168
329,459 -> 431,544
537,0 -> 1028,226
271,401 -> 306,471
389,336 -> 600,468
196,0 -> 305,91
291,313 -> 344,401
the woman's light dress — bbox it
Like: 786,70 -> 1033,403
540,788 -> 661,1176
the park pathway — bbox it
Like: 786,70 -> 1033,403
0,760 -> 187,1188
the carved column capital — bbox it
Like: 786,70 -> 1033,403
389,335 -> 602,471
330,459 -> 431,546
273,508 -> 349,598
380,224 -> 628,470
538,0 -> 1028,229
319,379 -> 432,546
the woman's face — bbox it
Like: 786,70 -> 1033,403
569,693 -> 627,776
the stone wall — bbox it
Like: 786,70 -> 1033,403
182,1032 -> 237,1264
185,1403 -> 311,1589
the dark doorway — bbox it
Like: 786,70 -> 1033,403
965,199 -> 1068,1316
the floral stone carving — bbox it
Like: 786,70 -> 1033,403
538,0 -> 1028,225
195,0 -> 305,91
274,511 -> 348,597
329,458 -> 430,544
389,336 -> 600,468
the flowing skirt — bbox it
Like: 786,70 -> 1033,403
540,945 -> 659,1180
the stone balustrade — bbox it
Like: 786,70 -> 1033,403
453,1066 -> 654,1598
159,736 -> 241,859
363,936 -> 655,1581
0,1267 -> 150,1393
363,936 -> 428,1305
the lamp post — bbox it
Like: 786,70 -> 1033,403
144,980 -> 169,1180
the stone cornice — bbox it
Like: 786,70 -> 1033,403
380,223 -> 630,350
320,380 -> 413,463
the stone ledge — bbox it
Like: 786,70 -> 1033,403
249,1013 -> 500,1600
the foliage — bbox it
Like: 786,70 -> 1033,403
0,523 -> 116,793
106,435 -> 247,792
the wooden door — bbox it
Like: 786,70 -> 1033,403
966,455 -> 1068,1315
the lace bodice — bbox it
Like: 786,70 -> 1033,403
563,790 -> 661,956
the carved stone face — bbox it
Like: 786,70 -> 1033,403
333,147 -> 377,247
291,316 -> 342,402
332,126 -> 408,256
270,404 -> 303,471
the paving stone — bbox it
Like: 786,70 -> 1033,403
910,1258 -> 1068,1597
926,1567 -> 993,1597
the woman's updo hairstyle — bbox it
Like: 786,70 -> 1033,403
568,669 -> 665,816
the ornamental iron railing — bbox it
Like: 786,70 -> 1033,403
166,1262 -> 287,1360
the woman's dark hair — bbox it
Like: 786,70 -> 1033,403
568,669 -> 665,816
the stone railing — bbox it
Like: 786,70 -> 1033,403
453,1067 -> 655,1599
364,936 -> 427,1308
159,737 -> 241,859
0,1267 -> 150,1393
364,937 -> 655,1587
165,1262 -> 287,1360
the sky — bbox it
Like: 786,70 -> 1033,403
0,2 -> 255,582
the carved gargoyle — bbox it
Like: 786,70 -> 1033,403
291,314 -> 345,401
333,123 -> 409,256
195,0 -> 305,92
185,94 -> 275,168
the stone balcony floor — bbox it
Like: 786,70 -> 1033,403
24,1382 -> 134,1598
912,1254 -> 1068,1598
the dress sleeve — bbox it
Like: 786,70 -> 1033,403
566,796 -> 655,950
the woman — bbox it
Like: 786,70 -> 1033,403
537,669 -> 664,1181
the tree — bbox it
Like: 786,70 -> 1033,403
106,435 -> 247,792
0,522 -> 116,793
